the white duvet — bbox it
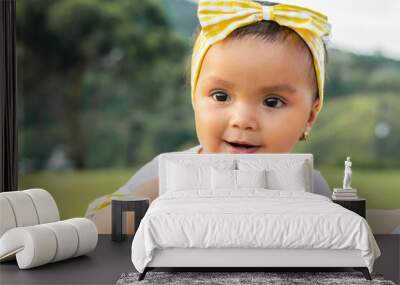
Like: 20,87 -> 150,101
131,189 -> 381,273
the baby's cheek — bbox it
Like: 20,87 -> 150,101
195,108 -> 225,151
196,111 -> 217,137
258,115 -> 300,153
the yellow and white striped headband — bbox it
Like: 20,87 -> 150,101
191,0 -> 331,113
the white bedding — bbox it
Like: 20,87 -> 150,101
131,190 -> 381,273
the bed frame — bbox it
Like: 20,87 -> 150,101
139,248 -> 371,280
138,153 -> 372,281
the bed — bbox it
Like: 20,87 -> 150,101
131,153 -> 381,281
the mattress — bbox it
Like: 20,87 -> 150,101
131,189 -> 381,273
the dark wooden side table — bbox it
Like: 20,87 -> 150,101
332,198 -> 366,218
112,197 -> 150,242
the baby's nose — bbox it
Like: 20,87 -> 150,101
229,104 -> 259,130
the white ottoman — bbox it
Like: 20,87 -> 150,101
0,189 -> 98,269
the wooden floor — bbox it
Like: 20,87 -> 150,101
0,234 -> 398,285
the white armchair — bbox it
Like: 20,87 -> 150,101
0,189 -> 98,269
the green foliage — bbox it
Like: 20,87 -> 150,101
294,93 -> 400,168
17,0 -> 188,169
160,0 -> 199,41
325,49 -> 400,98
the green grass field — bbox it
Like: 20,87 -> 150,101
19,166 -> 400,220
18,168 -> 137,220
318,165 -> 400,210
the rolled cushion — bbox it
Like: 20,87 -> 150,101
23,188 -> 60,223
0,196 -> 17,237
0,189 -> 60,239
0,225 -> 57,268
41,221 -> 79,262
0,218 -> 98,269
64,218 -> 98,257
0,191 -> 39,227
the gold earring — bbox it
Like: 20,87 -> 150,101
300,130 -> 310,141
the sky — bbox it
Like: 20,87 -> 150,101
187,0 -> 400,60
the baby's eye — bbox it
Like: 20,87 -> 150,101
211,91 -> 230,102
263,97 -> 285,108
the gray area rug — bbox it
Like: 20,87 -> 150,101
116,271 -> 396,285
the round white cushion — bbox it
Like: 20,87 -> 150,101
0,218 -> 98,269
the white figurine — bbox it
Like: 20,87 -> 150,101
343,156 -> 352,190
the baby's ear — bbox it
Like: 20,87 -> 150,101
307,97 -> 320,129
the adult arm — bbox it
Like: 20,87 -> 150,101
84,156 -> 160,234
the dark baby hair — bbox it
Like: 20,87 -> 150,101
186,20 -> 329,102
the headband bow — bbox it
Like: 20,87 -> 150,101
191,0 -> 331,113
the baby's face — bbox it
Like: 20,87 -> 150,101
193,35 -> 320,154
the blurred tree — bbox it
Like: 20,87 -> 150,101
17,0 -> 187,169
325,49 -> 400,98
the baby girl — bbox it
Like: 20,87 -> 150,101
85,0 -> 332,233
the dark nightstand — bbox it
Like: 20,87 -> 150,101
112,197 -> 150,242
332,198 -> 366,218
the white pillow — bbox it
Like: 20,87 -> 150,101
238,159 -> 308,191
211,168 -> 236,190
236,169 -> 267,189
267,165 -> 307,191
166,159 -> 236,192
211,168 -> 268,190
167,161 -> 210,191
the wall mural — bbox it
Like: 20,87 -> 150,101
17,0 -> 400,235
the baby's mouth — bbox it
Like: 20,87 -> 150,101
224,140 -> 260,153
